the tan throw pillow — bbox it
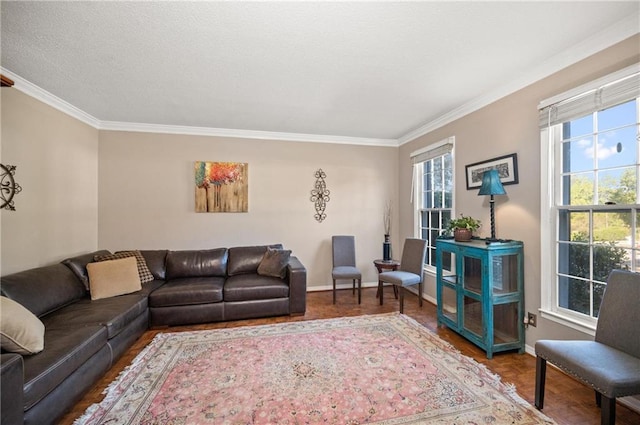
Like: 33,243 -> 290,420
257,248 -> 291,279
94,250 -> 154,283
87,257 -> 142,300
0,296 -> 45,355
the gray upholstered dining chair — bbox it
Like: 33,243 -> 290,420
535,269 -> 640,425
378,238 -> 427,313
331,235 -> 362,304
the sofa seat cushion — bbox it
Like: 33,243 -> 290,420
22,325 -> 107,410
149,277 -> 225,308
41,294 -> 147,339
138,279 -> 166,297
224,274 -> 289,302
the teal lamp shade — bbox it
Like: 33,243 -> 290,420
478,169 -> 506,241
478,169 -> 506,196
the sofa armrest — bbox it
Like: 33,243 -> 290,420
287,256 -> 307,315
1,353 -> 24,425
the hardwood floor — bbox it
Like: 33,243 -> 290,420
59,287 -> 640,424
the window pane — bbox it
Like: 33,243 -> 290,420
563,114 -> 593,140
558,210 -> 589,242
423,170 -> 431,188
442,210 -> 451,225
598,100 -> 636,131
434,191 -> 442,208
563,173 -> 594,206
566,243 -> 590,279
593,282 -> 606,318
593,210 -> 631,244
593,244 -> 628,281
430,211 -> 439,228
559,276 -> 590,315
597,127 -> 637,169
562,137 -> 594,173
598,167 -> 637,205
423,190 -> 432,208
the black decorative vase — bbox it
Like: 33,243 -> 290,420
383,234 -> 391,261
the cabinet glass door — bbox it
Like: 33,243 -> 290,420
441,285 -> 457,324
463,295 -> 483,338
492,254 -> 519,294
463,256 -> 482,294
493,302 -> 519,344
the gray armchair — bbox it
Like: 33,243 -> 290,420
378,238 -> 427,313
535,269 -> 640,425
331,235 -> 362,304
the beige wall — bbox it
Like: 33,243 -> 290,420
97,131 -> 398,288
1,34 -> 637,344
1,89 -> 99,274
398,35 -> 640,346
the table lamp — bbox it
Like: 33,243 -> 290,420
478,169 -> 506,242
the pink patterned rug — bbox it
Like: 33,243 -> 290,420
76,313 -> 555,424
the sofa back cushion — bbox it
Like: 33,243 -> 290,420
228,244 -> 283,276
61,250 -> 112,290
0,264 -> 87,317
166,248 -> 228,279
138,250 -> 168,280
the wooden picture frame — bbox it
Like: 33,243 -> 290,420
465,153 -> 518,190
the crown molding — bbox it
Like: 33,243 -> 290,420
397,14 -> 640,146
2,66 -> 396,147
98,121 -> 397,146
0,67 -> 101,128
4,12 -> 637,149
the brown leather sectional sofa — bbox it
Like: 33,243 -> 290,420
0,244 -> 307,425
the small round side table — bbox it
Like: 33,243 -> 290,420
373,259 -> 400,305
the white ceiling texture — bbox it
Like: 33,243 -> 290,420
1,1 -> 639,146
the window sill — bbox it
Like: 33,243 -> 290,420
539,309 -> 596,337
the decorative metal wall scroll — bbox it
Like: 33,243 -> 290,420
310,168 -> 330,222
1,163 -> 22,211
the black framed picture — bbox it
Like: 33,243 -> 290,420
465,153 -> 518,190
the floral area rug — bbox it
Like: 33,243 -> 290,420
75,313 -> 555,424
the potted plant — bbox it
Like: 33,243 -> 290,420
446,214 -> 481,242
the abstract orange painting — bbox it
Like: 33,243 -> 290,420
195,161 -> 248,212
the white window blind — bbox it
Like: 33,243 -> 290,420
410,142 -> 454,165
539,65 -> 640,128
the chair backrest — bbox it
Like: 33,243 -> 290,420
399,238 -> 427,278
332,235 -> 356,268
595,269 -> 640,358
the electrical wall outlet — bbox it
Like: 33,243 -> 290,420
527,312 -> 537,327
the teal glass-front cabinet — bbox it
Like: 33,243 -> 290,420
435,238 -> 524,358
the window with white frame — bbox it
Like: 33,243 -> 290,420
539,65 -> 640,333
412,138 -> 454,271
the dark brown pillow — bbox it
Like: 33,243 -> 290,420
94,250 -> 154,283
257,248 -> 291,279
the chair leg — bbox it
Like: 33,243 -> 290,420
357,279 -> 361,304
332,279 -> 336,304
418,281 -> 423,307
352,279 -> 355,295
399,287 -> 405,314
535,356 -> 546,410
601,396 -> 615,425
379,280 -> 384,305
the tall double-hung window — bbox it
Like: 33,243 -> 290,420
539,65 -> 640,333
412,138 -> 454,271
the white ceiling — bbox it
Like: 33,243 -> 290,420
1,1 -> 639,145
